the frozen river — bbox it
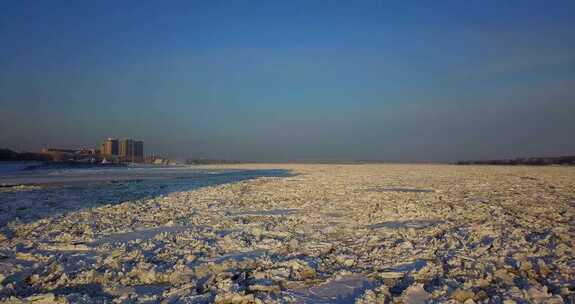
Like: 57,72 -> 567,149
0,164 -> 573,302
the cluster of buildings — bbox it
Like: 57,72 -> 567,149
41,138 -> 145,163
100,138 -> 144,163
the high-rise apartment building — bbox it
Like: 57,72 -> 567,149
119,138 -> 144,162
101,138 -> 119,156
134,141 -> 143,162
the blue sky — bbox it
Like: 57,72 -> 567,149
1,1 -> 574,161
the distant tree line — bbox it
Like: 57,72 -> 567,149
455,156 -> 575,166
0,148 -> 52,161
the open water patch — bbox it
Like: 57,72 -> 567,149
0,168 -> 291,226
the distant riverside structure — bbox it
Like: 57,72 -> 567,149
40,147 -> 99,162
145,154 -> 175,165
41,148 -> 96,154
119,138 -> 144,163
100,138 -> 119,156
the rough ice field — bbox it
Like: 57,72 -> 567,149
0,164 -> 574,303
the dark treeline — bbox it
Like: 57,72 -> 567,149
0,148 -> 52,161
456,156 -> 575,166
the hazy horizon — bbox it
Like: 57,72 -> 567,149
1,1 -> 574,162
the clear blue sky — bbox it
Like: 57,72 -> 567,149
1,1 -> 574,161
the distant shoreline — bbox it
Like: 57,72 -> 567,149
23,161 -> 128,171
454,156 -> 575,166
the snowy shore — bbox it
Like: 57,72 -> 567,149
0,164 -> 573,303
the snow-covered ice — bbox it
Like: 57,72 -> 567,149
0,164 -> 573,303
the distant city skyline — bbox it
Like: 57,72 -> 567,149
1,1 -> 574,162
